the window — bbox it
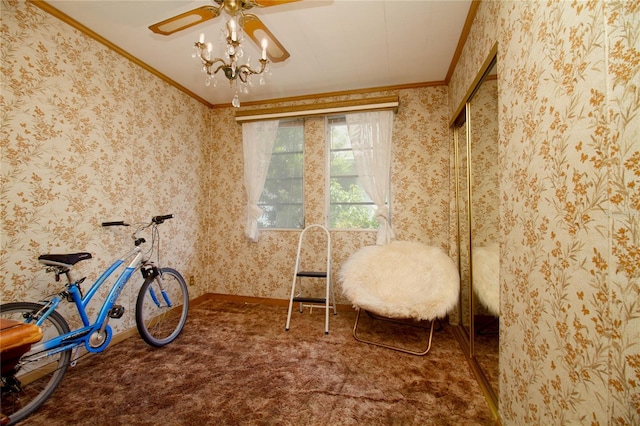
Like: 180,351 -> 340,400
258,119 -> 304,229
327,116 -> 379,229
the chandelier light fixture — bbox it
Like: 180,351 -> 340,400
193,17 -> 270,108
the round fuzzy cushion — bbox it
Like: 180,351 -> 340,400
339,241 -> 460,321
472,244 -> 500,317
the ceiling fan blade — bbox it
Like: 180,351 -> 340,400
242,14 -> 290,63
149,6 -> 220,36
252,0 -> 301,7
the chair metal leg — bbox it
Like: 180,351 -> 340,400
352,308 -> 436,356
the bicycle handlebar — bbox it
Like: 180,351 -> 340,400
101,221 -> 130,227
102,215 -> 173,247
152,214 -> 174,224
101,214 -> 173,228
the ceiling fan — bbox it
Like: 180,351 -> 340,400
149,0 -> 299,63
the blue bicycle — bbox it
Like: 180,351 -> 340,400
0,215 -> 189,425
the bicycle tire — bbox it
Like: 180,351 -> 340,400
0,302 -> 71,425
135,268 -> 189,347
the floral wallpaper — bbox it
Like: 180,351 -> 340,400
451,0 -> 639,424
470,78 -> 499,248
207,86 -> 453,304
456,120 -> 472,328
4,0 -> 637,424
1,3 -> 454,328
472,77 -> 500,321
1,0 -> 211,334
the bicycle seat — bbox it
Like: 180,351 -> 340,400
38,253 -> 92,268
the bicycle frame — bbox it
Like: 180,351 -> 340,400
0,214 -> 186,426
25,246 -> 146,361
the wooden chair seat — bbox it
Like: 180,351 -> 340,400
0,318 -> 43,375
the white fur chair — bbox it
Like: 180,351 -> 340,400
472,244 -> 500,317
339,241 -> 459,355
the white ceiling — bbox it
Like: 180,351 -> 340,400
45,0 -> 472,107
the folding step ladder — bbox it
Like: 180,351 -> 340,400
285,224 -> 337,334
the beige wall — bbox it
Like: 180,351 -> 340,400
3,0 -> 638,424
206,87 -> 452,303
1,3 -> 453,319
1,1 -> 211,334
449,1 -> 639,424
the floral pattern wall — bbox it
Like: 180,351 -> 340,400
1,0 -> 211,335
470,78 -> 499,247
1,0 -> 455,332
4,0 -> 636,424
451,1 -> 639,424
207,87 -> 453,304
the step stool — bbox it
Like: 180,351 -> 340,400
285,224 -> 337,334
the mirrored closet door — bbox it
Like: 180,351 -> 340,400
452,46 -> 499,419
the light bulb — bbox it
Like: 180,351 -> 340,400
229,18 -> 237,41
232,94 -> 240,108
261,38 -> 268,60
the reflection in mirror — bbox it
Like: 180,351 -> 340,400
451,47 -> 499,420
455,116 -> 472,347
469,59 -> 499,400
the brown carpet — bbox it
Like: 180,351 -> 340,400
20,298 -> 495,425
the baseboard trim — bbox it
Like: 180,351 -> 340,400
198,293 -> 354,312
102,293 -> 353,350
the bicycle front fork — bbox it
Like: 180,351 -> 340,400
142,267 -> 172,308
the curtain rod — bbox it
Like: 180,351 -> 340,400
235,96 -> 399,122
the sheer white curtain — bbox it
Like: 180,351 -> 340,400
345,110 -> 395,245
243,119 -> 279,242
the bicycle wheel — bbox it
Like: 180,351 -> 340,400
0,302 -> 71,425
135,268 -> 189,347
